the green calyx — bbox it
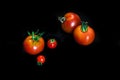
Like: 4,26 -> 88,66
50,39 -> 55,43
81,21 -> 88,32
27,29 -> 44,41
58,16 -> 66,23
37,62 -> 42,66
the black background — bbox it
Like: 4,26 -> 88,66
3,0 -> 119,79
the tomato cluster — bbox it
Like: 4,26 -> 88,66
23,12 -> 95,66
58,12 -> 95,46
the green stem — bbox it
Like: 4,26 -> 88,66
35,29 -> 39,34
32,31 -> 35,40
27,30 -> 44,42
37,62 -> 42,66
50,39 -> 55,43
58,17 -> 66,23
38,32 -> 45,37
27,31 -> 31,35
81,21 -> 88,32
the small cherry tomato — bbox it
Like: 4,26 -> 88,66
58,12 -> 81,33
37,55 -> 45,66
73,22 -> 95,46
47,38 -> 57,49
23,31 -> 45,55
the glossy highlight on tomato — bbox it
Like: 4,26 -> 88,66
73,22 -> 95,46
58,12 -> 81,33
23,31 -> 45,55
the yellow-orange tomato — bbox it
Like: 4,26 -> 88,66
73,22 -> 95,46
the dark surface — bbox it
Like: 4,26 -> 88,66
3,0 -> 119,79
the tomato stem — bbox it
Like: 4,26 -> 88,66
32,31 -> 35,40
37,62 -> 42,66
27,30 -> 44,42
35,29 -> 39,34
50,39 -> 55,43
58,17 -> 66,23
81,21 -> 88,32
27,31 -> 31,35
38,32 -> 45,37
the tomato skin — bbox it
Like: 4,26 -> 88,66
47,39 -> 57,49
73,25 -> 95,46
23,36 -> 45,55
59,12 -> 81,33
37,55 -> 45,64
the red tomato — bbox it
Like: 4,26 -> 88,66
37,55 -> 45,66
47,38 -> 57,49
23,31 -> 45,55
58,12 -> 81,33
73,22 -> 95,46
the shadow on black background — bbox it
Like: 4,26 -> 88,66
3,0 -> 119,79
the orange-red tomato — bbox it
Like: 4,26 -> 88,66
73,22 -> 95,46
58,12 -> 81,33
23,32 -> 45,55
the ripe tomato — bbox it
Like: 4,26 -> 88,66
23,31 -> 45,55
73,22 -> 95,46
47,38 -> 57,49
58,12 -> 81,33
37,55 -> 45,66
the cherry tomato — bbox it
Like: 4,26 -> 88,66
58,12 -> 81,33
23,31 -> 45,55
47,38 -> 57,49
37,55 -> 45,66
73,22 -> 95,46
